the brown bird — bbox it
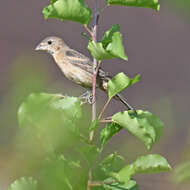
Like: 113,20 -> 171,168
35,36 -> 134,110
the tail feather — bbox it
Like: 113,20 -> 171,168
100,75 -> 136,112
115,93 -> 135,111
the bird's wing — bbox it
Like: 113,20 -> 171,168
65,49 -> 110,79
65,48 -> 93,73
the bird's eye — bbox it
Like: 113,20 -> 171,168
47,41 -> 52,45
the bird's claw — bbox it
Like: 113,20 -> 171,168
79,91 -> 94,105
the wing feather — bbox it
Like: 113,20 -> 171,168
65,49 -> 110,80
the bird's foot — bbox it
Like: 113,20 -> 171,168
79,91 -> 94,104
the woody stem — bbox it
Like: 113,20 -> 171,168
90,0 -> 100,143
88,1 -> 100,190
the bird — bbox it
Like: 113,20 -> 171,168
35,36 -> 135,110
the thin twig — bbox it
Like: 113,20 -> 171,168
89,0 -> 100,142
84,25 -> 93,36
100,5 -> 109,13
87,170 -> 92,190
100,119 -> 112,123
98,98 -> 111,120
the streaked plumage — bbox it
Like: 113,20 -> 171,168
35,36 -> 134,110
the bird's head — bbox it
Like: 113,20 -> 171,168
35,36 -> 68,55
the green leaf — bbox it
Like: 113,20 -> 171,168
43,0 -> 92,25
103,154 -> 170,190
100,152 -> 125,177
8,177 -> 37,190
18,93 -> 83,151
88,41 -> 115,60
79,144 -> 100,165
114,154 -> 170,189
106,32 -> 128,60
112,110 -> 164,149
81,32 -> 92,41
39,154 -> 80,190
117,165 -> 135,183
100,123 -> 122,147
88,25 -> 128,61
106,0 -> 160,11
133,154 -> 171,173
18,93 -> 82,128
108,73 -> 140,99
103,178 -> 138,190
102,25 -> 121,47
89,119 -> 99,132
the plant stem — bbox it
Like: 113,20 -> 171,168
84,25 -> 93,36
98,98 -> 111,120
100,119 -> 112,123
87,1 -> 100,190
89,0 -> 100,142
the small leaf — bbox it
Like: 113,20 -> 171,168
112,110 -> 164,149
88,41 -> 115,60
102,24 -> 121,47
106,32 -> 128,60
43,0 -> 92,25
100,152 -> 125,176
88,24 -> 128,61
8,177 -> 37,190
133,154 -> 171,173
118,165 -> 135,183
89,119 -> 99,132
103,178 -> 138,190
100,123 -> 122,147
79,144 -> 100,165
81,32 -> 92,41
106,0 -> 160,11
108,73 -> 140,99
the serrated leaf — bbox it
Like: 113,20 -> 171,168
43,0 -> 92,25
8,177 -> 37,190
108,73 -> 140,99
106,0 -> 160,11
100,123 -> 122,147
112,110 -> 164,149
133,154 -> 171,173
18,93 -> 83,152
88,25 -> 128,61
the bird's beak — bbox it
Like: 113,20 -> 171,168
35,44 -> 42,51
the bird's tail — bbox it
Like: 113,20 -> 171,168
115,93 -> 135,111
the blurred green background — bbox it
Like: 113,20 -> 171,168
1,0 -> 190,189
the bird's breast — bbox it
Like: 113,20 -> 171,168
54,52 -> 93,88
